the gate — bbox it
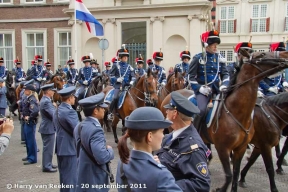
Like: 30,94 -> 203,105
125,43 -> 147,68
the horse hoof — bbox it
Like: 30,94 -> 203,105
115,139 -> 118,144
282,159 -> 288,166
238,181 -> 248,188
276,169 -> 285,175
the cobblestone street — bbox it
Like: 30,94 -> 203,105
0,116 -> 288,192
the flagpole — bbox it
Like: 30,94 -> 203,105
74,1 -> 78,69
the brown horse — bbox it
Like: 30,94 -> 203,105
160,50 -> 288,192
106,68 -> 158,143
38,74 -> 65,103
238,92 -> 288,192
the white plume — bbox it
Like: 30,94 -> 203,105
89,53 -> 94,59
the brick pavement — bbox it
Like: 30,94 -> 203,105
0,116 -> 288,192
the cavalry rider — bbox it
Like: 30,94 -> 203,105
31,55 -> 45,93
149,50 -> 167,86
66,58 -> 78,87
135,54 -> 146,77
91,59 -> 101,73
26,60 -> 36,79
188,30 -> 229,117
43,60 -> 54,82
108,45 -> 135,119
103,62 -> 111,76
0,57 -> 8,80
175,48 -> 191,86
259,42 -> 286,96
14,58 -> 26,87
75,55 -> 98,98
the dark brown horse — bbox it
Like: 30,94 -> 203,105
106,68 -> 158,143
5,71 -> 18,117
161,50 -> 288,192
238,92 -> 288,192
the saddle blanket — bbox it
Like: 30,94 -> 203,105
104,88 -> 127,109
188,94 -> 221,127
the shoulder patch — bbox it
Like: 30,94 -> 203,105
196,162 -> 208,177
30,104 -> 34,110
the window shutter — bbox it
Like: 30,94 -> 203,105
249,18 -> 252,32
266,17 -> 270,32
218,20 -> 221,32
234,19 -> 237,33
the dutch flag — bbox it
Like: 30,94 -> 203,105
75,0 -> 104,36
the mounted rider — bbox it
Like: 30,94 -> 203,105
259,42 -> 286,96
31,55 -> 45,93
43,60 -> 54,82
90,59 -> 101,74
103,61 -> 111,76
108,45 -> 136,119
14,58 -> 26,87
74,55 -> 98,98
66,58 -> 78,87
135,54 -> 146,77
188,30 -> 229,117
175,48 -> 191,87
0,57 -> 8,80
149,50 -> 167,87
26,60 -> 36,79
146,58 -> 153,66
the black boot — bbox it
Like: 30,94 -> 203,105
108,99 -> 116,120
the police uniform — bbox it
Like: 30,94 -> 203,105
38,83 -> 57,172
74,93 -> 113,192
22,84 -> 39,164
75,56 -> 97,98
18,80 -> 29,143
31,55 -> 45,93
43,61 -> 54,82
188,30 -> 229,117
149,51 -> 167,85
135,55 -> 146,77
116,107 -> 183,192
54,86 -> 79,191
259,42 -> 286,96
0,78 -> 7,116
156,92 -> 211,192
0,57 -> 8,80
66,59 -> 79,87
14,59 -> 26,87
108,47 -> 135,115
175,50 -> 191,87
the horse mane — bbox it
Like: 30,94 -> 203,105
133,75 -> 142,86
266,92 -> 288,107
167,72 -> 174,82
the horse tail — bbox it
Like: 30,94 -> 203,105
117,131 -> 130,164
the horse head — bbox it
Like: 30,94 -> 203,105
138,68 -> 158,106
166,71 -> 185,92
51,75 -> 65,90
101,73 -> 110,87
89,76 -> 103,95
6,71 -> 16,89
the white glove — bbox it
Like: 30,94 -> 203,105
37,77 -> 42,81
42,78 -> 47,81
21,78 -> 25,81
268,87 -> 278,94
161,82 -> 166,86
18,78 -> 22,81
72,80 -> 75,84
219,85 -> 227,92
199,86 -> 211,96
3,77 -> 6,80
283,82 -> 288,88
83,80 -> 88,85
129,81 -> 134,85
117,77 -> 123,83
257,90 -> 264,98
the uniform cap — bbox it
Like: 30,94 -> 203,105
153,52 -> 163,60
67,59 -> 75,65
90,59 -> 98,65
125,107 -> 172,130
234,42 -> 253,53
0,57 -> 4,62
270,42 -> 286,52
0,78 -> 4,83
14,58 -> 21,64
45,61 -> 51,67
34,55 -> 43,61
40,83 -> 56,91
105,61 -> 111,67
146,59 -> 153,65
24,84 -> 36,92
82,55 -> 91,63
180,50 -> 191,60
201,30 -> 221,46
24,79 -> 35,86
111,57 -> 118,63
57,86 -> 76,97
164,91 -> 200,116
79,92 -> 108,108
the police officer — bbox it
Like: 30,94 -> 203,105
54,86 -> 79,191
38,83 -> 57,172
14,58 -> 26,87
0,57 -> 8,80
175,49 -> 191,86
259,42 -> 286,96
75,55 -> 97,98
31,55 -> 45,93
18,80 -> 28,144
22,84 -> 39,165
188,30 -> 229,117
156,91 -> 211,192
149,50 -> 167,86
74,93 -> 114,192
43,60 -> 54,82
66,58 -> 79,87
116,107 -> 183,192
0,78 -> 7,116
135,54 -> 146,77
108,45 -> 135,119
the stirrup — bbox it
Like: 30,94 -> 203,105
107,113 -> 114,120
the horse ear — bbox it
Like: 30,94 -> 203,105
147,67 -> 151,76
239,48 -> 250,58
175,70 -> 178,78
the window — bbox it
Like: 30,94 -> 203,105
0,33 -> 13,70
26,33 -> 45,65
218,6 -> 236,33
250,4 -> 270,32
254,49 -> 266,52
58,32 -> 71,67
0,0 -> 12,4
25,0 -> 43,2
285,3 -> 288,31
219,50 -> 234,64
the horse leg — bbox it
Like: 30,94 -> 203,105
104,112 -> 111,132
275,143 -> 281,159
276,137 -> 288,175
77,111 -> 82,122
231,146 -> 246,192
214,147 -> 232,192
239,147 -> 261,188
112,116 -> 119,144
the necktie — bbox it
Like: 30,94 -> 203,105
165,133 -> 173,145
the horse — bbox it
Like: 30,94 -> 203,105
5,71 -> 18,117
160,50 -> 288,192
105,68 -> 158,143
238,92 -> 288,192
101,72 -> 110,88
38,74 -> 65,104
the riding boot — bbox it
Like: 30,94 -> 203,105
108,99 -> 116,120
